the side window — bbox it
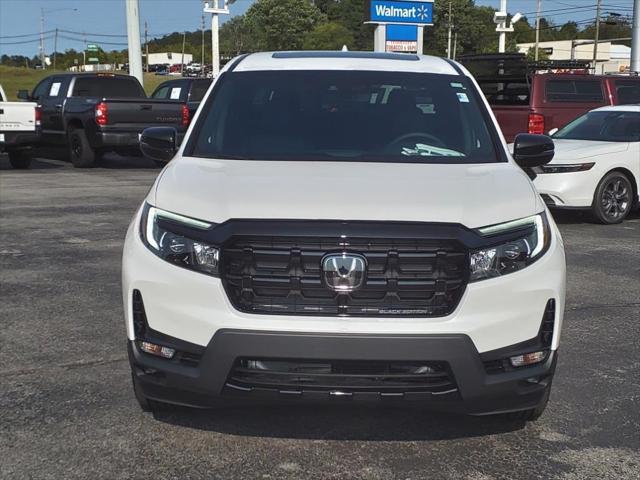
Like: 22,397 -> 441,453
152,85 -> 171,99
615,80 -> 640,105
32,78 -> 52,100
189,81 -> 210,102
546,80 -> 604,103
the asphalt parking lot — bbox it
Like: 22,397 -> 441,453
1,153 -> 639,480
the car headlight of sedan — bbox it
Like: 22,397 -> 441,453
140,203 -> 220,276
536,162 -> 595,174
469,212 -> 551,282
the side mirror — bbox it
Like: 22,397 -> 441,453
17,89 -> 30,101
548,128 -> 559,136
140,127 -> 177,164
513,133 -> 554,168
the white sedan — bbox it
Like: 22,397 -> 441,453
533,105 -> 640,224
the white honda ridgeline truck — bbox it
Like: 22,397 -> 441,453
123,52 -> 566,421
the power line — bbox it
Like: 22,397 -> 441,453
0,30 -> 55,39
0,35 -> 55,45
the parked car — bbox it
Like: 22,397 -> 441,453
17,73 -> 190,167
460,54 -> 640,142
0,84 -> 40,169
533,105 -> 640,224
124,51 -> 566,422
150,78 -> 212,118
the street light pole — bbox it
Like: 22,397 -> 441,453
498,0 -> 507,53
204,1 -> 229,78
125,0 -> 144,86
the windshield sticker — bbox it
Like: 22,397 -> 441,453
170,87 -> 182,100
456,92 -> 469,103
450,82 -> 465,89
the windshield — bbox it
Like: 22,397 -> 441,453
187,71 -> 500,163
554,111 -> 640,142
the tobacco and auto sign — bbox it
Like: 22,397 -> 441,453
370,0 -> 434,25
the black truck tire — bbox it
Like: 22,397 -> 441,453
8,150 -> 32,169
68,128 -> 96,168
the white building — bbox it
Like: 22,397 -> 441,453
516,40 -> 631,74
144,52 -> 193,66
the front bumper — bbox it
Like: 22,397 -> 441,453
123,207 -> 565,414
129,330 -> 557,414
533,170 -> 599,208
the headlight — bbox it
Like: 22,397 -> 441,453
537,163 -> 594,174
469,212 -> 551,282
140,203 -> 220,276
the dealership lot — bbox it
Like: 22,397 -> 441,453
1,154 -> 639,479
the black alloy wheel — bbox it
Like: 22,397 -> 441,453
593,172 -> 633,224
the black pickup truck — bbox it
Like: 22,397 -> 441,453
150,78 -> 212,118
17,73 -> 189,167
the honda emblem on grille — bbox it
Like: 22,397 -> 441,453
322,253 -> 366,292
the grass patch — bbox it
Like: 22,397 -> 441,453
0,66 -> 170,100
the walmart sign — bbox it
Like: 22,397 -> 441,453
370,0 -> 433,25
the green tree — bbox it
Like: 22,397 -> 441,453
315,0 -> 374,51
244,0 -> 326,51
303,21 -> 354,50
220,15 -> 250,56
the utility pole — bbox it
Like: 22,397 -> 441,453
181,31 -> 186,77
631,0 -> 640,72
453,31 -> 458,59
447,1 -> 452,59
39,9 -> 45,68
534,0 -> 542,61
125,0 -> 144,86
201,11 -> 206,75
53,28 -> 58,70
144,21 -> 149,73
593,0 -> 602,73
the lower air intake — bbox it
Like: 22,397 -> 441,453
226,358 -> 457,394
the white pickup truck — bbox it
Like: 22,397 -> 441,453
0,84 -> 39,168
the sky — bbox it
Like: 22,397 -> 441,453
0,0 -> 636,57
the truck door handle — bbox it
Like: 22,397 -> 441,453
140,105 -> 152,110
55,104 -> 62,110
0,109 -> 4,114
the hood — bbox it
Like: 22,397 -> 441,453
550,139 -> 629,162
153,157 -> 541,229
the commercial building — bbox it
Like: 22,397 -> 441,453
516,40 -> 632,74
144,52 -> 193,67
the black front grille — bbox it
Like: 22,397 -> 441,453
221,236 -> 468,317
226,358 -> 457,394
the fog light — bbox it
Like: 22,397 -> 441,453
510,351 -> 546,368
139,341 -> 175,359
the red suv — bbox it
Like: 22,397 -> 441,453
461,54 -> 640,142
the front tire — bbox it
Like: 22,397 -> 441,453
8,150 -> 32,169
592,172 -> 633,224
68,128 -> 95,168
